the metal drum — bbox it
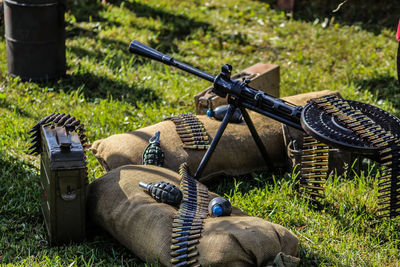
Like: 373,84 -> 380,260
4,0 -> 66,81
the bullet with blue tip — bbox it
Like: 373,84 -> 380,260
208,197 -> 232,217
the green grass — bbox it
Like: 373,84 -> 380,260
1,0 -> 400,266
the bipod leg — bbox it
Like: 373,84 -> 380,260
194,104 -> 236,179
240,107 -> 274,170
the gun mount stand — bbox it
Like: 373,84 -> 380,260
194,96 -> 274,178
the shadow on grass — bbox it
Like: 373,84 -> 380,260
66,24 -> 150,68
66,23 -> 128,54
206,169 -> 289,196
0,98 -> 33,118
59,0 -> 213,104
38,71 -> 160,104
67,0 -> 213,53
65,24 -> 161,104
66,0 -> 121,27
354,74 -> 400,112
118,0 -> 213,53
261,0 -> 399,34
84,226 -> 143,266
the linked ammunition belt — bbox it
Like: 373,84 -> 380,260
28,113 -> 88,183
168,114 -> 210,150
28,113 -> 87,155
311,95 -> 400,218
171,163 -> 209,267
299,135 -> 329,202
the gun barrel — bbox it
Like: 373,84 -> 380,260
129,40 -> 215,83
128,40 -> 303,130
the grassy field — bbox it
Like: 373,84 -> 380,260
1,0 -> 400,266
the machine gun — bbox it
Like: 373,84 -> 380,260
129,41 -> 400,218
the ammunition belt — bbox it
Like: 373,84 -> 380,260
28,113 -> 87,155
28,113 -> 88,183
171,163 -> 209,267
311,94 -> 400,218
167,113 -> 210,150
299,135 -> 329,202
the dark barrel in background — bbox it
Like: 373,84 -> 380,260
4,0 -> 66,81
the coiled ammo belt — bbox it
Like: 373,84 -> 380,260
167,114 -> 210,150
310,95 -> 400,218
171,163 -> 209,266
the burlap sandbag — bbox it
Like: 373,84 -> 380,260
91,90 -> 337,182
87,165 -> 300,266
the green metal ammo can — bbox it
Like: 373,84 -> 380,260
39,124 -> 87,245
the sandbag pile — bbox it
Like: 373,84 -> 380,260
87,90 -> 345,266
87,165 -> 300,266
91,90 -> 338,183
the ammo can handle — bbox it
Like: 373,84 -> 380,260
55,127 -> 71,149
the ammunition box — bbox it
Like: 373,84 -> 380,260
39,124 -> 86,245
194,63 -> 280,114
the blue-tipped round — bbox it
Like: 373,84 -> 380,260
206,109 -> 214,118
208,197 -> 232,217
212,205 -> 223,217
